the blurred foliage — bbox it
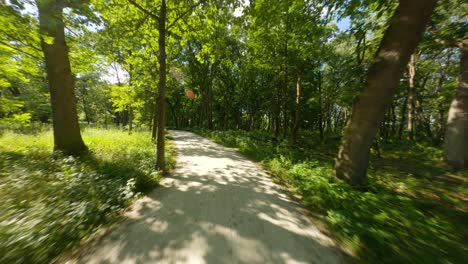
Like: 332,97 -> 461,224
0,127 -> 175,263
195,129 -> 468,264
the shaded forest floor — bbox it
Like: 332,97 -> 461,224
0,127 -> 175,263
193,129 -> 468,264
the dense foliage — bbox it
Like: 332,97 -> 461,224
0,0 -> 467,262
2,0 -> 465,144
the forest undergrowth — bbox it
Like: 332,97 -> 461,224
0,127 -> 175,263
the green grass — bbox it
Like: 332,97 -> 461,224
194,129 -> 468,264
0,127 -> 174,263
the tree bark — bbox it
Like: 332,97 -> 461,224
407,53 -> 416,140
335,0 -> 438,186
398,95 -> 407,139
128,106 -> 133,134
151,97 -> 157,141
155,0 -> 167,172
292,74 -> 301,144
37,0 -> 87,155
318,71 -> 324,141
443,39 -> 468,169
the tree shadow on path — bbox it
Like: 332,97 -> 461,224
75,131 -> 348,264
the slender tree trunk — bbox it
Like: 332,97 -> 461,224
274,69 -> 281,141
207,66 -> 214,129
82,98 -> 91,125
149,102 -> 154,131
207,82 -> 213,129
413,77 -> 432,140
37,0 -> 87,155
390,102 -> 397,136
335,0 -> 438,186
128,106 -> 133,134
443,39 -> 468,169
398,95 -> 407,139
438,104 -> 445,140
151,100 -> 157,141
292,74 -> 301,144
115,112 -> 120,126
407,54 -> 416,140
282,49 -> 289,140
122,110 -> 128,127
318,71 -> 324,141
274,114 -> 280,142
156,0 -> 167,172
415,95 -> 432,140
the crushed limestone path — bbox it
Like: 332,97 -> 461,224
70,130 -> 345,264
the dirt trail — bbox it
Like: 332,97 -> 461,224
70,130 -> 345,264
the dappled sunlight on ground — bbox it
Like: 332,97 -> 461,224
70,130 -> 345,264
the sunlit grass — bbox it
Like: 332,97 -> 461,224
0,127 -> 174,263
195,129 -> 468,264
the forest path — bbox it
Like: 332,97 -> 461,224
71,130 -> 345,264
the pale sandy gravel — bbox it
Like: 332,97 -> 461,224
68,130 -> 345,264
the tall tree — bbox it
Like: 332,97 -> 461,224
443,39 -> 468,168
155,0 -> 167,171
36,0 -> 87,155
428,0 -> 468,168
125,0 -> 207,171
407,53 -> 416,141
335,0 -> 438,186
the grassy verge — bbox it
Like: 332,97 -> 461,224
193,129 -> 467,264
0,127 -> 174,263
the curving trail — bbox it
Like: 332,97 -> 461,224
71,130 -> 345,264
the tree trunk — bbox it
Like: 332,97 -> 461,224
398,93 -> 408,139
37,0 -> 87,155
335,0 -> 438,186
155,0 -> 167,172
282,52 -> 289,140
274,69 -> 281,142
121,110 -> 129,127
407,53 -> 416,141
292,74 -> 301,144
318,71 -> 324,141
207,65 -> 214,129
390,102 -> 397,136
151,97 -> 157,141
443,39 -> 468,169
413,77 -> 432,140
128,106 -> 133,134
82,98 -> 91,125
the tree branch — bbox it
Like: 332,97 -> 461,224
0,40 -> 42,60
0,30 -> 42,52
167,0 -> 207,30
127,0 -> 159,21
